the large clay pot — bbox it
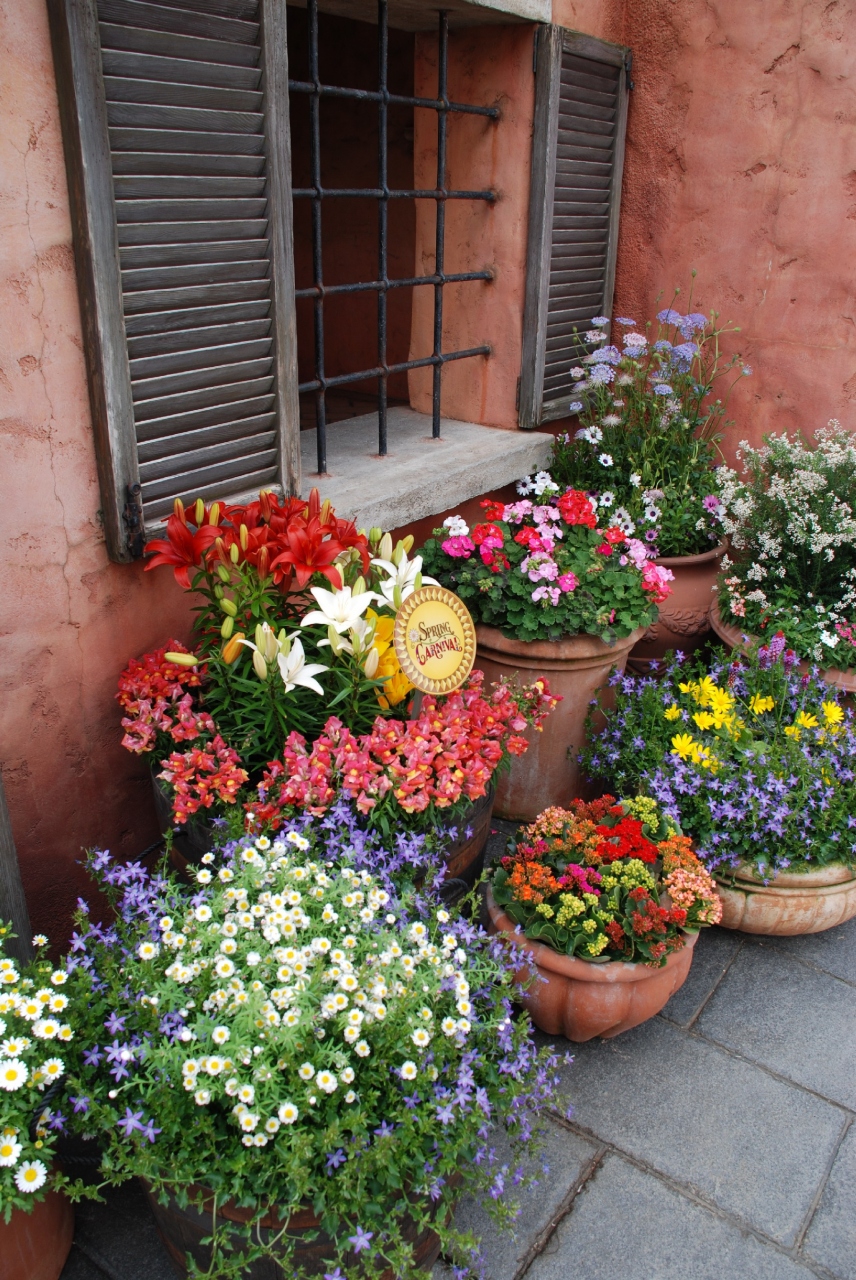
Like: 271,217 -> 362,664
1,1191 -> 74,1280
473,624 -> 644,821
715,862 -> 856,935
152,772 -> 493,888
144,1180 -> 445,1279
485,887 -> 697,1042
709,602 -> 856,695
628,543 -> 726,673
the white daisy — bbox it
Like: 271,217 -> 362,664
15,1160 -> 47,1193
0,1060 -> 28,1091
278,1102 -> 299,1125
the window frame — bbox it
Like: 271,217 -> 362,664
47,0 -> 301,563
518,24 -> 630,430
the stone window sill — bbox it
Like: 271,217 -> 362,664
301,407 -> 552,530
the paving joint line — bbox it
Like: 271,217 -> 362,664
68,1238 -> 123,1280
547,1112 -> 845,1280
683,936 -> 745,1029
682,1022 -> 856,1116
741,936 -> 856,991
510,1141 -> 607,1280
793,1112 -> 853,1254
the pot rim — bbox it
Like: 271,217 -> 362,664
709,603 -> 856,690
654,540 -> 728,569
475,623 -> 646,663
716,861 -> 856,890
485,886 -> 697,982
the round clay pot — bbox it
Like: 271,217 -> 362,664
709,602 -> 856,695
715,861 -> 856,935
628,543 -> 726,673
484,887 -> 698,1042
473,624 -> 644,821
0,1191 -> 74,1280
144,1180 -> 445,1279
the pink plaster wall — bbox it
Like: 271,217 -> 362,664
0,0 -> 194,941
555,0 -> 856,446
408,24 -> 536,428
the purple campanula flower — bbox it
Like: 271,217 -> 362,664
348,1227 -> 374,1254
116,1108 -> 146,1137
326,1148 -> 347,1173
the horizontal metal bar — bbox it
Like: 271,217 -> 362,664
294,269 -> 493,299
298,344 -> 490,393
288,80 -> 499,120
292,187 -> 496,202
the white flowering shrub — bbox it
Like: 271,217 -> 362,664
719,423 -> 856,665
64,819 -> 562,1278
0,927 -> 77,1219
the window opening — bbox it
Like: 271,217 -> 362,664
288,0 -> 498,476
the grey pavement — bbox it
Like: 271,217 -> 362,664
60,824 -> 856,1279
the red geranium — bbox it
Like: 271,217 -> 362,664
557,489 -> 597,529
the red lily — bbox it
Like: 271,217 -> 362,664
269,517 -> 346,590
144,514 -> 222,589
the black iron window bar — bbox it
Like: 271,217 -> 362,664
290,0 -> 499,474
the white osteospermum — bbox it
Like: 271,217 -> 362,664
371,552 -> 438,607
301,585 -> 378,635
15,1160 -> 47,1193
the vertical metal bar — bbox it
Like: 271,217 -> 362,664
377,0 -> 388,455
431,11 -> 448,439
308,0 -> 327,474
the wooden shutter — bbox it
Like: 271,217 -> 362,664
48,0 -> 300,561
519,27 -> 630,429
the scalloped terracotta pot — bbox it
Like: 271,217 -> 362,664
1,1191 -> 74,1280
628,543 -> 726,673
473,625 -> 645,822
715,862 -> 856,935
485,888 -> 698,1042
709,602 -> 856,695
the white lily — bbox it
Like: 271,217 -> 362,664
300,585 -> 379,635
372,552 -> 438,607
238,624 -> 328,694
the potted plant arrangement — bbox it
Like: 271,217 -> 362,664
547,299 -> 751,670
714,420 -> 856,693
62,825 -> 564,1279
0,926 -> 77,1280
420,483 -> 673,820
121,489 -> 557,884
484,797 -> 721,1041
582,636 -> 856,935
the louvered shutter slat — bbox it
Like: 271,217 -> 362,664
126,319 -> 273,358
132,355 -> 273,402
98,1 -> 259,44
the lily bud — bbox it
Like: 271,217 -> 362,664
220,615 -> 234,639
264,629 -> 279,663
257,546 -> 269,580
393,584 -> 403,610
222,633 -> 244,664
173,498 -> 187,525
378,533 -> 393,561
213,585 -> 224,599
358,528 -> 368,540
277,629 -> 291,657
220,598 -> 237,617
259,489 -> 272,523
255,622 -> 266,649
230,544 -> 239,564
217,564 -> 231,583
320,498 -> 333,524
414,571 -> 422,590
363,648 -> 380,679
401,534 -> 414,554
209,502 -> 220,526
194,498 -> 205,526
164,651 -> 198,668
352,576 -> 366,597
392,542 -> 405,567
369,527 -> 383,544
327,625 -> 344,656
252,650 -> 268,682
239,523 -> 249,552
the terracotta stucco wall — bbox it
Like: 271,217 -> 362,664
556,0 -> 856,446
0,0 -> 194,938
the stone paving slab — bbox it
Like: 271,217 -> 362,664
697,943 -> 856,1109
525,1153 -> 821,1280
546,1016 -> 847,1247
803,1122 -> 856,1280
659,926 -> 743,1027
751,918 -> 856,986
61,1179 -> 175,1280
433,1118 -> 600,1280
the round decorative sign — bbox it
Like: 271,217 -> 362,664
393,586 -> 476,695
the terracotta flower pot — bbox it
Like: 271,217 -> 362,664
473,624 -> 644,821
715,861 -> 856,935
628,543 -> 726,673
1,1191 -> 74,1280
484,887 -> 698,1042
709,602 -> 856,695
144,1180 -> 446,1279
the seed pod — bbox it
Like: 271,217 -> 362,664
222,633 -> 244,664
220,616 -> 234,639
220,598 -> 238,617
252,650 -> 268,682
164,651 -> 198,668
